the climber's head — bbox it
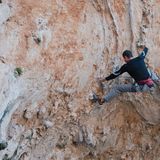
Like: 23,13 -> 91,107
122,50 -> 133,63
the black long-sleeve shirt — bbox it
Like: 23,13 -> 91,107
105,47 -> 150,82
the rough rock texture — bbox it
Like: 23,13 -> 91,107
0,0 -> 160,159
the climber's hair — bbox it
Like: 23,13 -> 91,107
122,50 -> 133,58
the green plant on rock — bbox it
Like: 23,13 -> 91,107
0,141 -> 8,150
14,67 -> 23,77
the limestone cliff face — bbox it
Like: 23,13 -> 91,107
0,0 -> 160,159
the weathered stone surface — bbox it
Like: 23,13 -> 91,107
0,0 -> 160,159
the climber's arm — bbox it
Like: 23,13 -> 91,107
138,46 -> 148,59
99,64 -> 127,82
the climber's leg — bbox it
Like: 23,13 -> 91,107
103,84 -> 136,103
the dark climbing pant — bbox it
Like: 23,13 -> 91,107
104,83 -> 152,102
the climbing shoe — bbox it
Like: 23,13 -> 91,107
91,92 -> 105,105
97,98 -> 105,105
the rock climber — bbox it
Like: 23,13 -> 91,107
96,46 -> 156,105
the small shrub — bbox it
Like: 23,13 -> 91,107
34,37 -> 41,45
14,67 -> 23,77
0,141 -> 8,150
